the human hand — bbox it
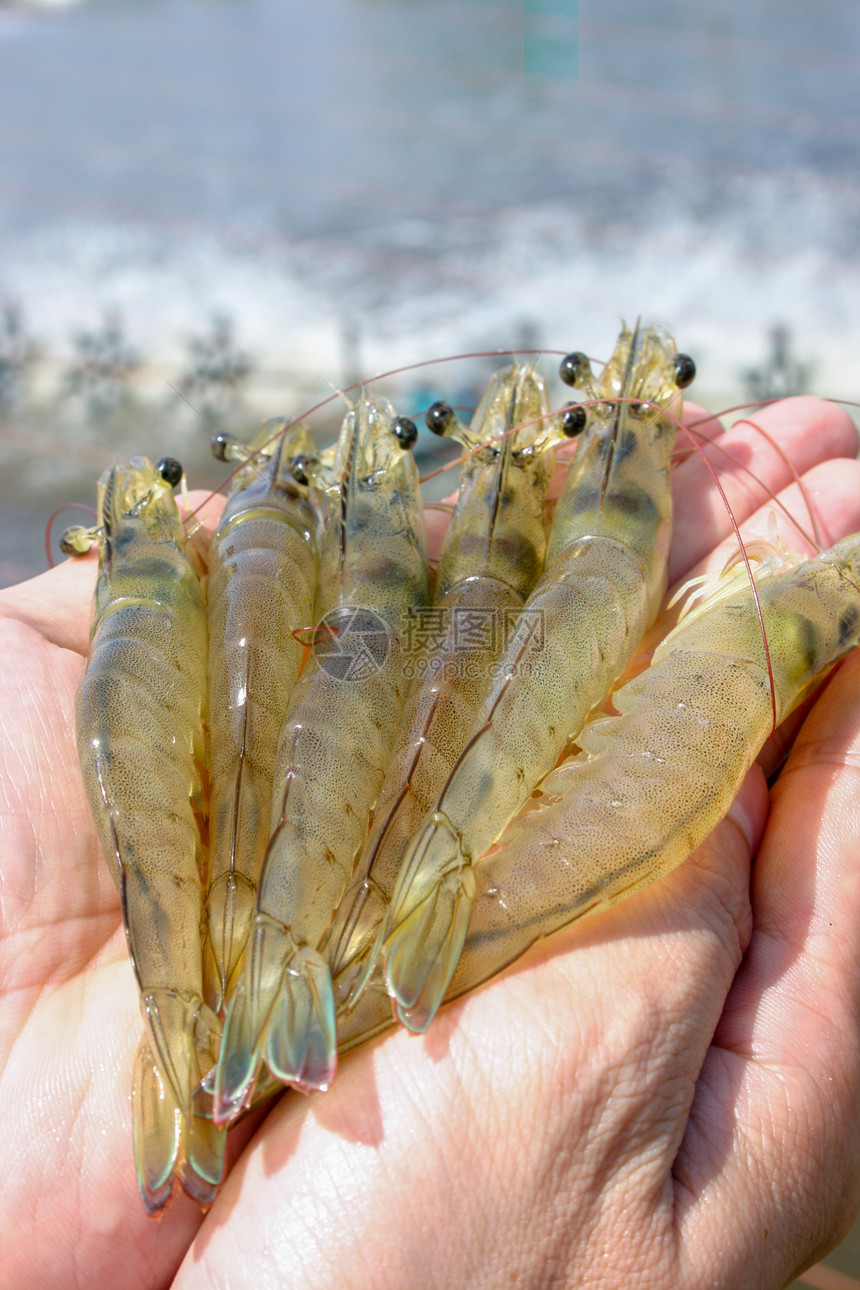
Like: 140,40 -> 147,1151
2,399 -> 860,1290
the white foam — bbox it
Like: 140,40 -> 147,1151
3,170 -> 859,410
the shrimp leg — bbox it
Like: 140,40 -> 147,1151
213,394 -> 429,1118
206,418 -> 320,1010
76,457 -> 223,1212
382,322 -> 696,1031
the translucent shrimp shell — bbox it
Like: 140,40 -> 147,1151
326,362 -> 561,1001
381,322 -> 688,1030
333,537 -> 860,1048
76,457 -> 222,1211
444,539 -> 860,1002
214,393 -> 429,1113
205,421 -> 320,1008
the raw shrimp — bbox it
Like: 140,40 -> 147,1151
440,534 -> 860,1003
205,418 -> 320,1010
325,360 -> 582,1006
75,456 -> 224,1213
213,392 -> 429,1118
381,322 -> 696,1031
333,531 -> 860,1048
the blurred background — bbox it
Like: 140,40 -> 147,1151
1,0 -> 859,590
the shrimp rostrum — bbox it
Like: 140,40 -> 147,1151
380,322 -> 697,1032
75,457 -> 223,1212
213,392 -> 429,1119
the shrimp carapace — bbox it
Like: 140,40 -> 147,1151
381,322 -> 695,1032
213,392 -> 429,1120
76,456 -> 225,1212
205,418 -> 322,1011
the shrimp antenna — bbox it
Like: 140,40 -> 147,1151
181,348 -> 576,523
678,416 -> 821,553
163,378 -> 225,439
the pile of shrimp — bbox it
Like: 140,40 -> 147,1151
68,321 -> 860,1214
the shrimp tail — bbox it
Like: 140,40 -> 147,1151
203,870 -> 257,1009
213,913 -> 336,1122
140,988 -> 201,1114
263,943 -> 337,1093
212,981 -> 259,1124
383,814 -> 476,1031
133,1007 -> 226,1213
133,1039 -> 180,1213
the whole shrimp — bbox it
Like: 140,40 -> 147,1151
325,359 -> 581,1005
213,391 -> 428,1118
205,418 -> 320,1010
75,456 -> 223,1212
381,321 -> 696,1031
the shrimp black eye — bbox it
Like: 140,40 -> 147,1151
156,457 -> 183,487
673,353 -> 696,389
391,415 -> 419,450
211,432 -> 232,462
290,453 -> 317,486
425,401 -> 455,436
59,525 -> 94,556
559,352 -> 591,388
560,403 -> 587,437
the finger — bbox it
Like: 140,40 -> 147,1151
674,647 -> 860,1287
422,501 -> 455,564
671,456 -> 860,590
1,962 -> 205,1290
670,397 -> 858,582
680,400 -> 724,445
0,553 -> 98,655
